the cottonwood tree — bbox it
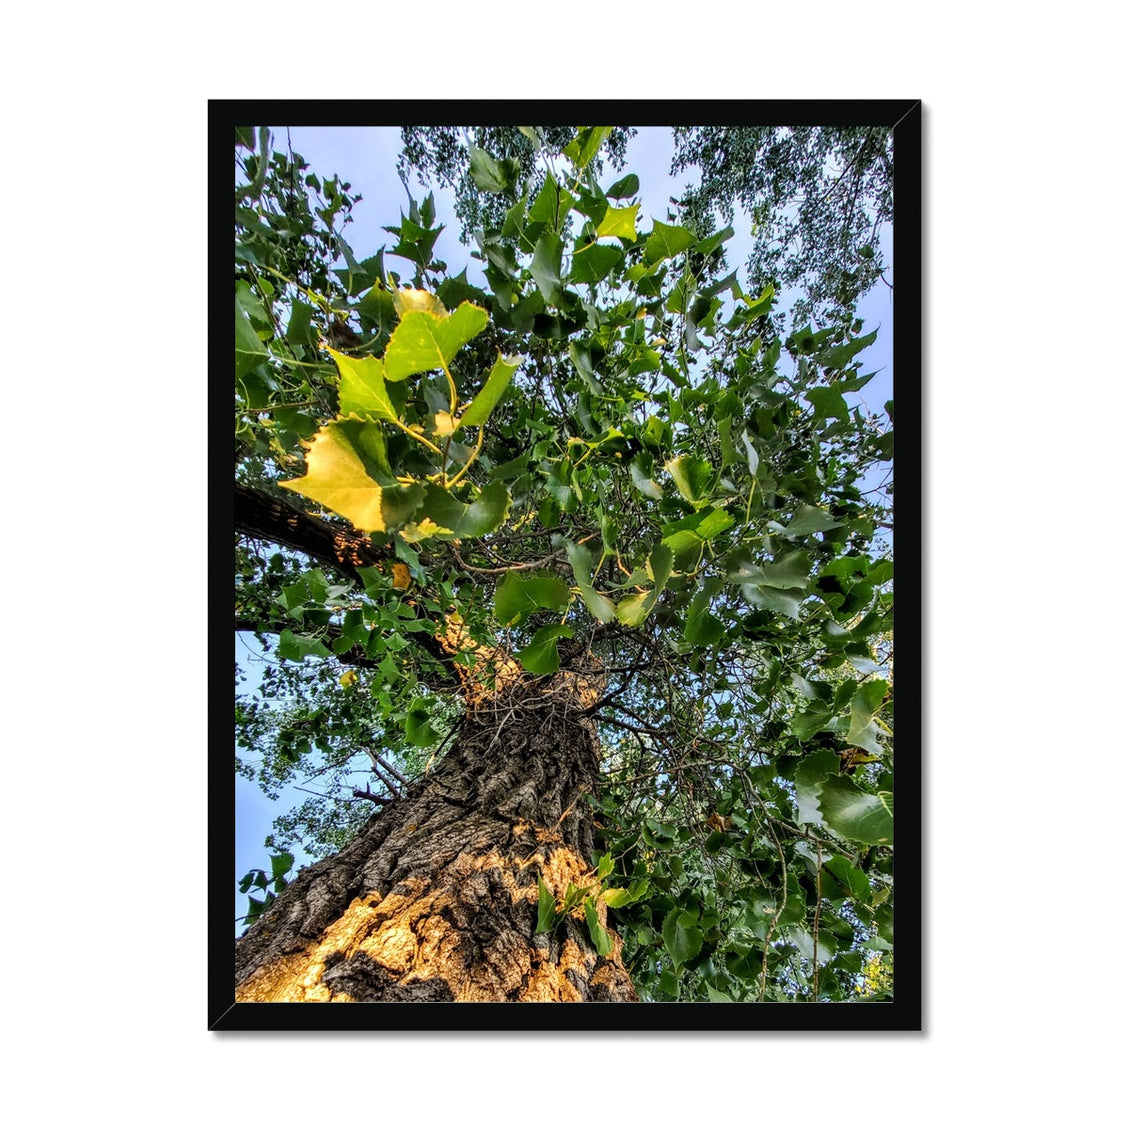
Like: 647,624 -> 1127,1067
233,125 -> 895,1004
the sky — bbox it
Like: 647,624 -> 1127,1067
236,124 -> 896,929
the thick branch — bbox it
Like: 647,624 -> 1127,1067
235,481 -> 456,674
235,481 -> 390,577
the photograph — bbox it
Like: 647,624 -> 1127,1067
222,103 -> 919,1029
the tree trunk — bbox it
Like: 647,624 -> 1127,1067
234,662 -> 638,1003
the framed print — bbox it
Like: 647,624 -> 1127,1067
217,100 -> 920,1030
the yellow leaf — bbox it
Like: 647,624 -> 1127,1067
595,203 -> 639,242
391,562 -> 411,590
339,669 -> 359,690
279,424 -> 387,532
433,410 -> 457,437
392,288 -> 446,318
400,517 -> 451,543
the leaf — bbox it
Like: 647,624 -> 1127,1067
280,422 -> 423,533
793,748 -> 839,825
528,173 -> 574,232
383,301 -> 489,381
684,583 -> 725,646
645,220 -> 696,264
584,898 -> 614,956
530,231 -> 564,305
563,126 -> 613,169
416,481 -> 511,540
563,541 -> 616,623
662,906 -> 703,965
392,287 -> 446,317
331,349 -> 397,422
458,353 -> 520,429
270,852 -> 295,880
404,696 -> 439,747
339,669 -> 359,689
629,455 -> 664,500
235,299 -> 269,378
514,624 -> 574,675
277,629 -> 332,661
494,572 -> 571,627
783,505 -> 842,538
664,455 -> 715,506
468,146 -> 517,194
595,204 -> 639,241
741,431 -> 760,476
818,328 -> 878,370
818,776 -> 893,846
605,172 -> 639,198
848,680 -> 889,746
569,243 -> 623,285
391,562 -> 411,590
536,877 -> 556,933
806,387 -> 850,425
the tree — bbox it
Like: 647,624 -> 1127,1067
233,124 -> 895,1004
398,124 -> 893,331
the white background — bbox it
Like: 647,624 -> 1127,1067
3,3 -> 1122,1123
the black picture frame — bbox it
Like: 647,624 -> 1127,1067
216,99 -> 922,1032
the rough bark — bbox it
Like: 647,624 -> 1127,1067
234,661 -> 638,1003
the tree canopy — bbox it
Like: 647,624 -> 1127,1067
234,123 -> 896,1004
398,124 -> 893,331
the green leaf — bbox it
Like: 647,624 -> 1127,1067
818,328 -> 878,370
494,571 -> 571,627
596,852 -> 614,880
664,455 -> 714,505
468,146 -> 517,194
458,353 -> 520,429
793,748 -> 839,825
595,204 -> 639,241
564,541 -> 617,623
514,624 -> 574,675
782,505 -> 842,538
404,696 -> 439,746
569,243 -> 623,285
536,877 -> 556,934
645,220 -> 696,264
806,387 -> 850,424
563,126 -> 613,169
848,680 -> 889,746
606,173 -> 639,198
383,302 -> 489,381
742,431 -> 760,476
277,629 -> 332,661
629,455 -> 664,500
235,300 -> 269,378
270,852 -> 294,880
583,898 -> 614,956
823,856 -> 872,902
614,592 -> 651,628
818,776 -> 893,846
529,173 -> 575,232
662,906 -> 704,965
685,581 -> 725,646
530,231 -> 564,305
416,481 -> 511,539
331,349 -> 396,422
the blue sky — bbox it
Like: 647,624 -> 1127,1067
236,125 -> 895,927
